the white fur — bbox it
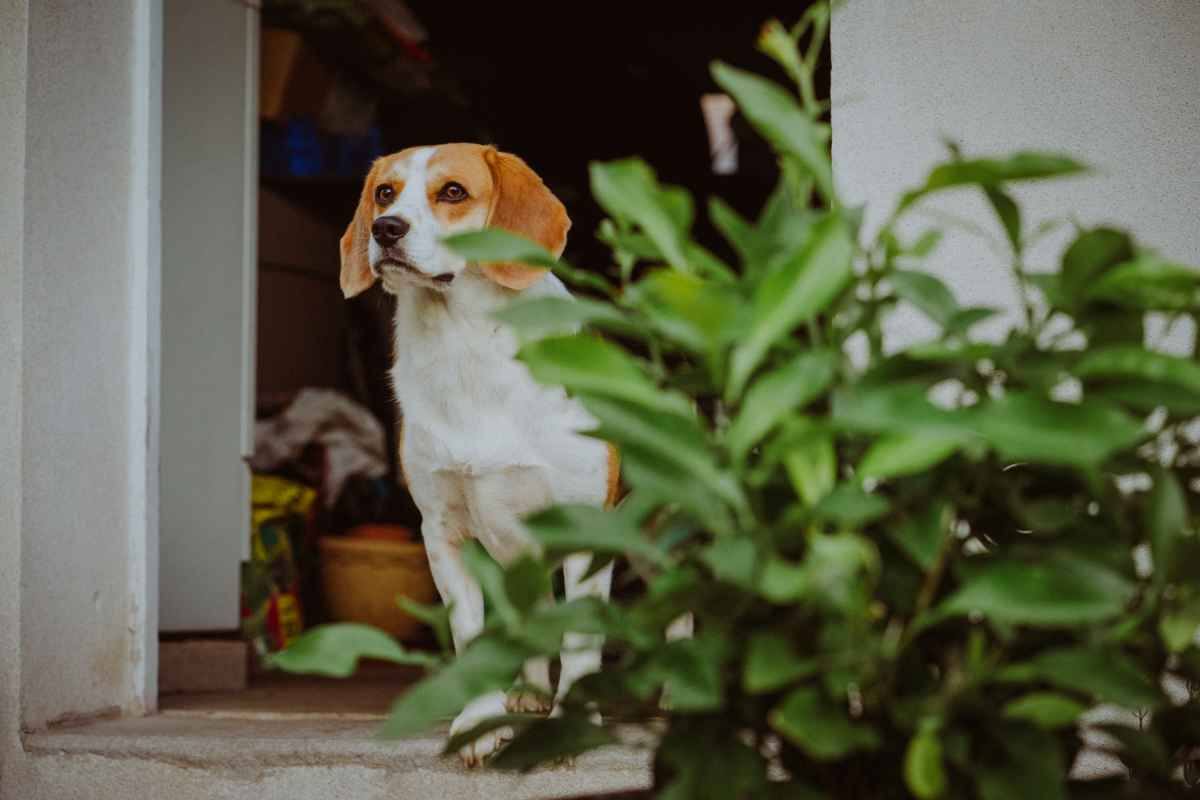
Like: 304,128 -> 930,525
373,146 -> 613,766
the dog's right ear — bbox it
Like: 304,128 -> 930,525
340,162 -> 380,299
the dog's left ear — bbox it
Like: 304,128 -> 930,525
482,148 -> 571,290
339,162 -> 380,299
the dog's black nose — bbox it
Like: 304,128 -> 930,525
371,215 -> 410,247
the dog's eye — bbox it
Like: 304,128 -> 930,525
437,182 -> 468,203
374,184 -> 395,204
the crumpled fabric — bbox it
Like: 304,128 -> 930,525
250,388 -> 388,507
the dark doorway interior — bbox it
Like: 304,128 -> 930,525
246,0 -> 827,649
259,0 -> 828,477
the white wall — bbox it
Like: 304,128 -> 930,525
0,0 -> 30,785
16,0 -> 159,729
833,0 -> 1200,352
159,0 -> 256,632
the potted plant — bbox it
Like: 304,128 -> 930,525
273,5 -> 1200,797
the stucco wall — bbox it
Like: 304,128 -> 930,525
832,0 -> 1200,352
19,0 -> 150,728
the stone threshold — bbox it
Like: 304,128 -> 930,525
22,714 -> 652,800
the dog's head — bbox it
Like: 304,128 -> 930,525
339,143 -> 570,297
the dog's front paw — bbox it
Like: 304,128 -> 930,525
450,692 -> 511,768
506,687 -> 552,714
457,726 -> 513,768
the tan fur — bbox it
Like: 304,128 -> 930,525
605,443 -> 621,509
482,148 -> 571,290
338,147 -> 422,298
339,159 -> 381,298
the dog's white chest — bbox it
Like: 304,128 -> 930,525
390,274 -> 593,475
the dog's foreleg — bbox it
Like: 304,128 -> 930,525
425,525 -> 510,766
555,552 -> 614,716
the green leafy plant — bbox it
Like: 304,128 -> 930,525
275,5 -> 1200,797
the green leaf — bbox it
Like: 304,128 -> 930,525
1074,346 -> 1200,404
889,502 -> 952,572
899,151 -> 1087,211
581,395 -> 746,526
760,556 -> 810,604
1091,380 -> 1200,416
832,383 -> 971,438
1002,692 -> 1087,729
268,623 -> 441,677
630,269 -> 743,355
631,633 -> 730,712
1000,646 -> 1160,710
489,714 -> 617,772
396,597 -> 453,654
985,186 -> 1021,251
783,429 -> 837,508
442,713 -> 532,756
756,18 -> 807,90
974,393 -> 1144,468
503,556 -> 552,617
811,484 -> 891,528
944,306 -> 1000,336
903,340 -> 997,363
493,295 -> 639,344
743,632 -> 818,694
770,687 -> 880,760
461,541 -> 521,628
1096,724 -> 1171,776
522,503 -> 670,566
1027,272 -> 1068,309
1060,227 -> 1134,300
754,174 -> 819,272
890,270 -> 959,326
1160,596 -> 1200,653
378,636 -> 529,737
700,536 -> 759,590
708,196 -> 756,265
711,62 -> 834,202
976,726 -> 1066,800
1077,306 -> 1146,348
766,532 -> 879,610
939,554 -> 1135,627
905,726 -> 947,799
590,159 -> 692,273
1085,254 -> 1200,311
729,212 -> 854,399
910,229 -> 944,257
684,241 -> 738,283
523,597 -> 644,652
857,431 -> 964,481
727,349 -> 837,462
657,726 -> 774,800
442,228 -> 558,267
1147,468 -> 1188,587
518,334 -> 692,417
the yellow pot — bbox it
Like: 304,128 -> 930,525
318,536 -> 439,641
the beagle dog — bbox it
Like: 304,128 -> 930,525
339,143 -> 617,765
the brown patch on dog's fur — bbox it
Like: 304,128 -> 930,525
605,444 -> 621,508
339,147 -> 424,298
481,148 -> 570,290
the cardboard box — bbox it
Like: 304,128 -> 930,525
260,27 -> 377,135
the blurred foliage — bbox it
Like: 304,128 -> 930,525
274,4 -> 1200,797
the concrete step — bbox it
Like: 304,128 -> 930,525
23,714 -> 651,800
